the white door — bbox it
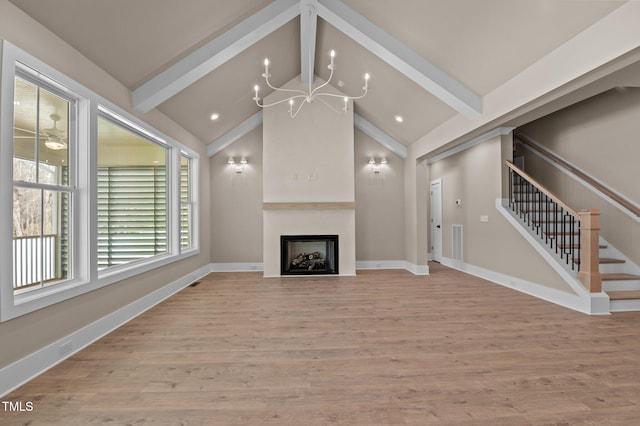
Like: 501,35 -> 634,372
430,179 -> 443,262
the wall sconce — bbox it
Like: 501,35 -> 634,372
368,156 -> 388,185
368,156 -> 387,174
227,156 -> 248,173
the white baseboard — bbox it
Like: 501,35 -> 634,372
439,256 -> 609,315
356,261 -> 429,275
404,261 -> 430,276
0,264 -> 212,398
209,261 -> 429,275
356,260 -> 407,270
210,262 -> 263,272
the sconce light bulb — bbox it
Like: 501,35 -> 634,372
364,73 -> 370,81
264,58 -> 269,67
368,156 -> 376,165
330,50 -> 336,58
227,156 -> 235,164
240,156 -> 247,164
380,157 -> 388,164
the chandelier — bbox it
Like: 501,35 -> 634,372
253,50 -> 369,118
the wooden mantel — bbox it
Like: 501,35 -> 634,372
263,202 -> 356,210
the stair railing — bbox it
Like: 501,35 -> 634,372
515,132 -> 640,218
506,160 -> 601,292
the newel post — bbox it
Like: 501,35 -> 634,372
578,210 -> 601,292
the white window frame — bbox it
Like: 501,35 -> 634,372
179,152 -> 198,253
1,41 -> 199,322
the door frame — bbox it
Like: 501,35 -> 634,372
430,178 -> 443,262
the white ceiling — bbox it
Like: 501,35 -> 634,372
9,0 -> 628,152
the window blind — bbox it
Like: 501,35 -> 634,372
97,166 -> 167,269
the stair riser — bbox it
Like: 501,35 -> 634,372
600,263 -> 630,274
603,280 -> 640,292
610,299 -> 640,312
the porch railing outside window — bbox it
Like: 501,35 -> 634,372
13,235 -> 57,289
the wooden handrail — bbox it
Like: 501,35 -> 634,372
515,132 -> 640,217
506,160 -> 579,217
506,160 -> 601,292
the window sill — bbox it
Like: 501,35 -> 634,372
2,248 -> 200,322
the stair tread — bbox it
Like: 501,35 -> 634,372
602,273 -> 640,281
572,258 -> 626,265
558,244 -> 607,249
607,290 -> 640,300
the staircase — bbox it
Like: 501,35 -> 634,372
507,161 -> 640,313
597,247 -> 640,312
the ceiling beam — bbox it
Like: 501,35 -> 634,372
300,0 -> 319,84
354,114 -> 407,159
317,0 -> 482,118
132,0 -> 300,113
207,111 -> 263,157
426,127 -> 514,164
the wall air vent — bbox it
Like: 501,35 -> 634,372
452,224 -> 463,262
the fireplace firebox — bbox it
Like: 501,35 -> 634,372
280,235 -> 339,275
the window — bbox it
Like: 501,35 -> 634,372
97,115 -> 169,270
1,41 -> 199,321
12,74 -> 75,292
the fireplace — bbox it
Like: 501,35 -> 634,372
281,235 -> 339,275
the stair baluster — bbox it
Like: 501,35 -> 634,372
506,161 -> 601,292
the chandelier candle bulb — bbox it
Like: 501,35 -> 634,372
253,50 -> 369,118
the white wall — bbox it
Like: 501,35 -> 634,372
519,87 -> 640,266
428,136 -> 575,293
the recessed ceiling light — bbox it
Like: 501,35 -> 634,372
210,113 -> 220,121
394,115 -> 404,123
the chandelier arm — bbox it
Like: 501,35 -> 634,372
264,75 -> 309,97
256,94 -> 308,109
314,87 -> 368,101
310,65 -> 335,98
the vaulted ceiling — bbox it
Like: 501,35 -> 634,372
9,0 -> 628,156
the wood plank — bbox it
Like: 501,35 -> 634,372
573,257 -> 626,265
602,273 -> 640,281
5,263 -> 640,425
607,290 -> 640,300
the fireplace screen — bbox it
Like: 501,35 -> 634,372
280,235 -> 339,275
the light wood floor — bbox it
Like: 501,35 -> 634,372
4,262 -> 640,425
